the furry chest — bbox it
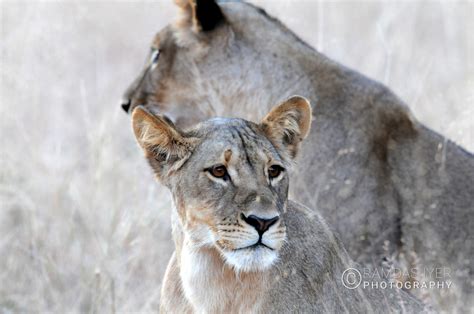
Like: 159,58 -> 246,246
179,244 -> 265,313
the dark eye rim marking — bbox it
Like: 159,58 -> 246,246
205,164 -> 230,181
268,165 -> 285,179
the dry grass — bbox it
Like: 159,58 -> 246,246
0,1 -> 471,312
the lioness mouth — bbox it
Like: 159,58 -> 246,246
236,241 -> 274,251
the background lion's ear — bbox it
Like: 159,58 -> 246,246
260,96 -> 312,159
132,106 -> 196,180
174,0 -> 224,33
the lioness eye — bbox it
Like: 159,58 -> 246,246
209,165 -> 228,179
268,165 -> 284,179
150,48 -> 160,65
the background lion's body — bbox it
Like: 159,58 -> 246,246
124,2 -> 473,311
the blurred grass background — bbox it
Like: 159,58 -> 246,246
0,0 -> 472,312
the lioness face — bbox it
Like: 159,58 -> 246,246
120,1 -> 234,126
121,1 -> 308,128
132,96 -> 312,272
176,118 -> 289,271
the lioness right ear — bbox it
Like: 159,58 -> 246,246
174,0 -> 224,33
132,106 -> 196,180
260,96 -> 312,159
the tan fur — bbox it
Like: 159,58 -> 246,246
123,1 -> 473,311
174,0 -> 198,33
132,108 -> 197,178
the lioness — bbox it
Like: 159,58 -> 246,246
131,96 -> 425,313
122,0 -> 473,310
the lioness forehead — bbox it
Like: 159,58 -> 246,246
190,118 -> 282,165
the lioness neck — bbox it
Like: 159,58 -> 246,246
176,233 -> 269,313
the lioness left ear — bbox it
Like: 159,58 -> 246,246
260,96 -> 312,159
175,0 -> 224,32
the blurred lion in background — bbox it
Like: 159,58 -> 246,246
121,0 -> 473,311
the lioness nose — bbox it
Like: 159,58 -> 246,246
242,214 -> 279,234
121,99 -> 131,113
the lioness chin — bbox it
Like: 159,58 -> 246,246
131,96 -> 425,313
